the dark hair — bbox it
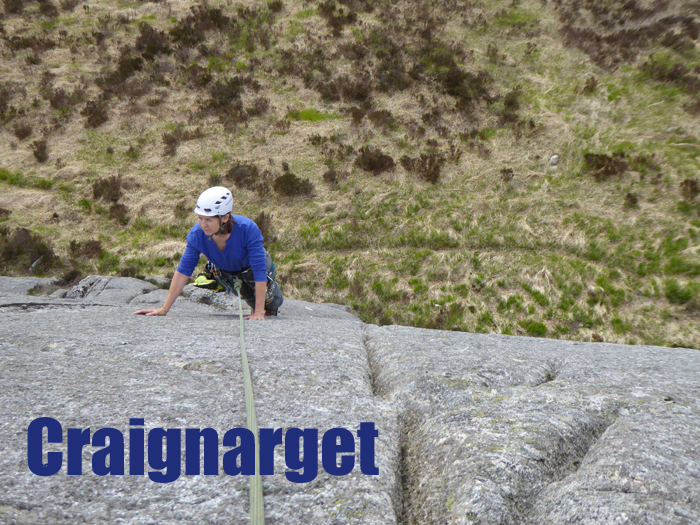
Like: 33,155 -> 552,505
218,214 -> 235,235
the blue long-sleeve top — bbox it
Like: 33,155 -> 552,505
176,216 -> 267,282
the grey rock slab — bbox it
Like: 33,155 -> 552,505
142,276 -> 172,288
0,276 -> 63,297
181,285 -> 356,321
130,288 -> 169,305
365,325 -> 700,525
1,276 -> 698,524
0,277 -> 396,525
64,276 -> 157,304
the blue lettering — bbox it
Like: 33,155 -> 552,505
27,417 -> 62,476
285,428 -> 318,483
322,428 -> 354,476
92,428 -> 125,476
357,422 -> 379,475
259,428 -> 283,475
222,428 -> 255,475
185,428 -> 218,475
148,428 -> 181,483
129,419 -> 144,475
67,428 -> 91,475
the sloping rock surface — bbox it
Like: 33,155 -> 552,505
1,276 -> 698,525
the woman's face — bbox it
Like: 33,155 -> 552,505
197,214 -> 228,236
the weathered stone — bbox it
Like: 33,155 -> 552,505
64,275 -> 157,304
1,276 -> 698,524
143,276 -> 172,288
365,326 -> 700,524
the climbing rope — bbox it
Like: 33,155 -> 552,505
204,264 -> 265,523
232,277 -> 265,525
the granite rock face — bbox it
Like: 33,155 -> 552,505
0,276 -> 698,524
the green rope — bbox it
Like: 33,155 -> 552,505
233,278 -> 265,525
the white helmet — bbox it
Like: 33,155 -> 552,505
194,186 -> 233,216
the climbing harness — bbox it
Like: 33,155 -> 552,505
208,266 -> 265,524
197,261 -> 280,315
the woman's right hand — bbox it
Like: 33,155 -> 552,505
133,307 -> 169,316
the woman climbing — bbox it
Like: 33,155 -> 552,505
133,186 -> 283,320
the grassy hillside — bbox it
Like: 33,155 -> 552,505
1,0 -> 699,348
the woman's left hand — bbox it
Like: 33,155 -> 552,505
245,310 -> 265,321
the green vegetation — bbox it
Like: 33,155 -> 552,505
286,108 -> 339,122
0,0 -> 698,348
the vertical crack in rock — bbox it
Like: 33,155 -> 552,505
512,408 -> 620,523
362,329 -> 384,398
394,405 -> 427,525
360,328 -> 420,525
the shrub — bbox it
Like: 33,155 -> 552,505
45,87 -> 85,112
254,211 -> 277,245
170,5 -> 235,47
31,139 -> 49,163
162,125 -> 205,156
6,35 -> 56,53
26,53 -> 42,66
0,208 -> 10,220
348,107 -> 366,125
68,239 -> 103,260
202,76 -> 259,127
355,147 -> 395,175
109,203 -> 129,225
112,47 -> 144,83
273,172 -> 314,196
227,162 -> 260,191
81,99 -> 109,128
0,85 -> 13,121
368,109 -> 398,131
581,75 -> 598,95
38,0 -> 59,18
401,153 -> 444,183
417,153 -> 445,183
498,87 -> 521,125
184,63 -> 212,87
583,152 -> 629,181
624,192 -> 639,208
376,56 -> 411,93
318,72 -> 373,103
92,175 -> 122,202
501,167 -> 514,182
2,0 -> 23,14
117,266 -> 138,278
680,179 -> 699,201
309,134 -> 328,146
12,122 -> 32,140
0,227 -> 58,273
274,119 -> 290,134
135,22 -> 172,61
246,97 -> 269,117
268,0 -> 283,12
207,77 -> 248,108
318,0 -> 357,36
60,0 -> 80,10
323,167 -> 344,188
163,129 -> 181,156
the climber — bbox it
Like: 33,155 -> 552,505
133,186 -> 283,320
